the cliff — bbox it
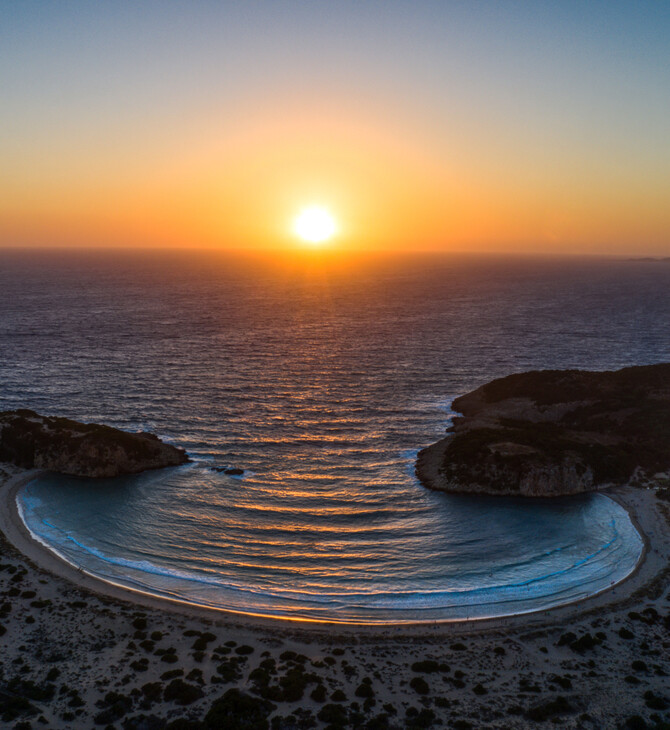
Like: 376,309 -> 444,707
416,363 -> 670,497
0,410 -> 189,478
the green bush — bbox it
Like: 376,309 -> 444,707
354,678 -> 374,698
204,689 -> 275,730
644,690 -> 668,710
160,669 -> 184,681
406,708 -> 436,729
7,678 -> 56,702
317,703 -> 348,726
93,691 -> 133,725
525,696 -> 572,722
278,667 -> 317,702
131,658 -> 149,672
186,668 -> 204,685
46,667 -> 60,682
624,716 -> 648,730
409,677 -> 429,695
310,684 -> 326,702
411,660 -> 447,673
163,679 -> 204,706
547,674 -> 572,690
216,658 -> 243,683
165,719 -> 204,730
141,682 -> 164,703
0,694 -> 38,723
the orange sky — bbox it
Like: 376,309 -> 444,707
1,3 -> 669,255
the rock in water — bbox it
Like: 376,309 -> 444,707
416,363 -> 670,497
0,409 -> 189,478
210,466 -> 244,475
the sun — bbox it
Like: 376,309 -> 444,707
293,206 -> 337,245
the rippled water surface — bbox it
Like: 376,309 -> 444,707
2,250 -> 665,622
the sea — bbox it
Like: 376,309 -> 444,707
1,249 -> 665,623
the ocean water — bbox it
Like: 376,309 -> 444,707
2,250 -> 665,623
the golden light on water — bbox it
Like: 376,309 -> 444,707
293,206 -> 337,245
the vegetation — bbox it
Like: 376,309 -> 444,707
204,689 -> 275,730
409,677 -> 429,695
525,695 -> 572,722
0,409 -> 188,476
93,691 -> 133,725
163,678 -> 204,705
422,363 -> 670,494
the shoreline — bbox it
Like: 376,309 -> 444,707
2,463 -> 669,728
0,467 -> 662,636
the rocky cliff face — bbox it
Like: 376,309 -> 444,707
0,410 -> 189,478
416,363 -> 670,497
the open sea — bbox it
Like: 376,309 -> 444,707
1,249 -> 665,623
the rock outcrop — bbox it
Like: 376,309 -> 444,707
416,363 -> 670,497
0,410 -> 189,478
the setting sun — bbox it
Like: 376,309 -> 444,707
293,206 -> 337,245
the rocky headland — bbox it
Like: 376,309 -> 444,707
416,363 -> 670,497
0,409 -> 189,478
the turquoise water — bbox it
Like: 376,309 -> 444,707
20,468 -> 642,622
1,251 -> 661,622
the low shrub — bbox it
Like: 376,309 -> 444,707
163,679 -> 204,706
317,703 -> 348,726
525,696 -> 572,722
409,677 -> 429,695
204,688 -> 275,730
310,684 -> 326,702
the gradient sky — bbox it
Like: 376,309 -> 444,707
1,1 -> 669,254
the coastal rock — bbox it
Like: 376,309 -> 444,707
416,363 -> 670,497
0,409 -> 189,478
210,466 -> 244,476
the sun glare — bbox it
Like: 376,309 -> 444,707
293,206 -> 337,245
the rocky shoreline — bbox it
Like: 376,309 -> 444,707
416,363 -> 670,497
0,410 -> 189,478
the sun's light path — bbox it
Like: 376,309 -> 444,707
293,206 -> 337,244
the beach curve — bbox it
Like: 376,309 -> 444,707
0,467 -> 662,634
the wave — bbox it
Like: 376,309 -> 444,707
19,485 -> 642,619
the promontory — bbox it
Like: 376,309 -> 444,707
0,409 -> 189,478
416,363 -> 670,497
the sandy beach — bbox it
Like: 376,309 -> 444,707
1,462 -> 669,729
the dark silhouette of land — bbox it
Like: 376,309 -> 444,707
0,410 -> 188,478
417,363 -> 670,496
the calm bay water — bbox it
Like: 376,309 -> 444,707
1,250 -> 665,622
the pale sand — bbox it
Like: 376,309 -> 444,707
1,463 -> 669,728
